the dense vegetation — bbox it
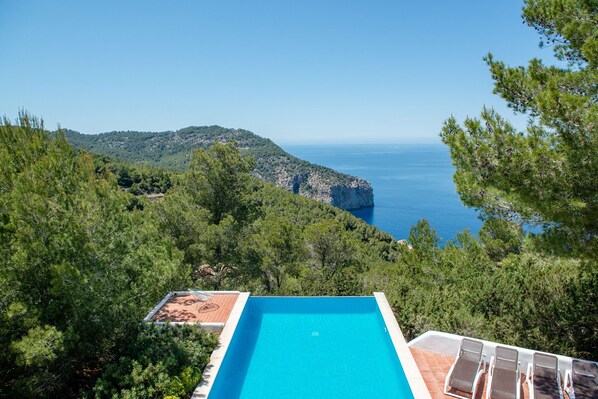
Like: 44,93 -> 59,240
0,117 -> 395,398
90,325 -> 217,399
0,1 -> 596,398
64,126 -> 372,209
435,0 -> 597,355
92,156 -> 175,196
1,112 -> 595,397
0,116 -> 214,398
149,141 -> 596,361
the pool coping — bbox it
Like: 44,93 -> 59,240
192,292 -> 250,399
374,292 -> 432,399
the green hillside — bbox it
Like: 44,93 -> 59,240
64,126 -> 374,210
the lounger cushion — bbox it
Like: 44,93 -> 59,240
573,377 -> 598,399
534,366 -> 560,399
450,358 -> 479,393
491,368 -> 518,399
572,360 -> 598,399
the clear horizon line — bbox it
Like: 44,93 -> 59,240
277,138 -> 444,146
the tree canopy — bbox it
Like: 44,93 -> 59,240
0,114 -> 192,397
441,0 -> 597,254
185,142 -> 255,225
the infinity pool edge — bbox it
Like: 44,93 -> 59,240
374,292 -> 432,399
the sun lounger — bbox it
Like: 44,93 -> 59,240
188,289 -> 214,302
564,359 -> 598,399
526,353 -> 563,399
486,346 -> 520,399
444,338 -> 486,399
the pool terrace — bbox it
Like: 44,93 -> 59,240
145,291 -> 591,399
143,291 -> 241,332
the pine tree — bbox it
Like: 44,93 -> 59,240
441,0 -> 597,254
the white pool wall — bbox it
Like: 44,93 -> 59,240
192,292 -> 250,398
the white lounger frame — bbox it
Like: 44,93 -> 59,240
564,369 -> 575,399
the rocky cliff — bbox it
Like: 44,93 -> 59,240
64,126 -> 374,211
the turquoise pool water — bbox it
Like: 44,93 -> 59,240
208,297 -> 415,399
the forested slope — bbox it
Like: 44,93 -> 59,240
64,126 -> 374,210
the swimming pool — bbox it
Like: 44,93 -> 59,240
208,297 -> 416,399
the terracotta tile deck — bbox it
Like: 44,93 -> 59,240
410,348 -> 532,399
152,292 -> 239,323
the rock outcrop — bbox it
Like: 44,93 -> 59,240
283,172 -> 373,210
330,180 -> 374,210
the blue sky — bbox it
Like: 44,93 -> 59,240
0,0 -> 555,144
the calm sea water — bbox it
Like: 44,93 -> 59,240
283,143 -> 482,242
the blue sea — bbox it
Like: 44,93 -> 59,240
283,143 -> 483,242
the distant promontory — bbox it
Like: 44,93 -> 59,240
64,126 -> 374,211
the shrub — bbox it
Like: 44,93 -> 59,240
90,324 -> 217,399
